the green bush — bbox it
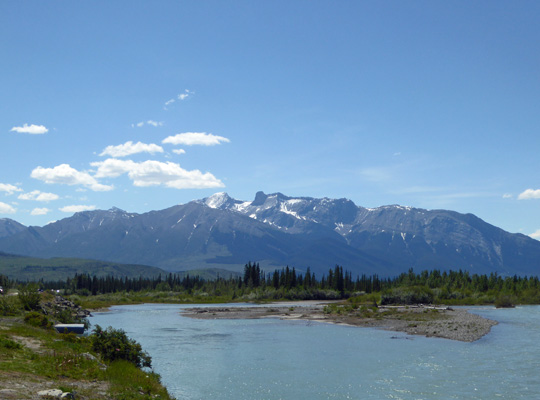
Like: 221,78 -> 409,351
91,325 -> 152,368
495,295 -> 516,308
24,311 -> 52,328
0,335 -> 23,350
0,295 -> 21,316
18,284 -> 42,311
381,286 -> 434,305
56,308 -> 76,324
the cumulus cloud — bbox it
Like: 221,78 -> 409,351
10,124 -> 49,134
0,183 -> 22,195
173,149 -> 186,155
162,132 -> 230,146
60,205 -> 97,213
518,189 -> 540,200
18,190 -> 59,202
100,141 -> 164,157
91,158 -> 224,189
0,202 -> 16,214
92,159 -> 137,178
31,164 -> 113,192
31,207 -> 51,216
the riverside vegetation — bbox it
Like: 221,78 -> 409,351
0,287 -> 174,400
12,264 -> 540,309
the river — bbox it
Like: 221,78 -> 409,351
91,304 -> 540,399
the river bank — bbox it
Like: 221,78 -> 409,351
181,301 -> 498,342
0,292 -> 175,400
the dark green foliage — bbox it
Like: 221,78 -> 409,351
495,295 -> 516,308
243,262 -> 263,287
0,295 -> 20,316
56,308 -> 76,324
17,263 -> 540,305
24,311 -> 52,328
18,284 -> 42,311
0,273 -> 10,288
381,286 -> 434,305
91,325 -> 152,368
0,335 -> 23,350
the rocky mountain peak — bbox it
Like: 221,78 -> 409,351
202,192 -> 238,210
108,206 -> 126,213
251,191 -> 269,206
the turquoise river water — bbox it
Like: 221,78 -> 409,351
91,304 -> 540,400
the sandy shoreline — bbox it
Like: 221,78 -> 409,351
181,301 -> 498,342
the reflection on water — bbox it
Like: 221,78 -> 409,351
91,304 -> 540,400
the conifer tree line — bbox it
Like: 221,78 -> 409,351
5,263 -> 540,303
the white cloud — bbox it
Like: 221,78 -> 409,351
31,164 -> 113,192
173,149 -> 186,155
100,141 -> 164,157
31,207 -> 51,216
518,189 -> 540,200
530,229 -> 540,240
164,98 -> 175,109
0,202 -> 16,214
178,89 -> 191,100
92,159 -> 137,178
91,158 -> 224,189
10,123 -> 49,134
502,193 -> 513,199
60,205 -> 97,213
132,120 -> 164,128
164,90 -> 191,109
18,190 -> 59,202
162,132 -> 230,146
0,183 -> 22,195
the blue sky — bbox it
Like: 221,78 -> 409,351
1,1 -> 539,238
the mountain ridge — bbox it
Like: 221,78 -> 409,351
0,192 -> 539,277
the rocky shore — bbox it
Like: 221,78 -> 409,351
181,302 -> 498,342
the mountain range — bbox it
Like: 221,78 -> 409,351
1,191 -> 539,277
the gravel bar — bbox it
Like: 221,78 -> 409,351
181,302 -> 498,342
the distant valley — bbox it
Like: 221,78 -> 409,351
1,191 -> 540,278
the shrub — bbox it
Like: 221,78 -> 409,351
0,335 -> 22,350
24,311 -> 52,328
381,286 -> 434,305
495,295 -> 516,308
56,308 -> 76,324
91,325 -> 152,368
18,284 -> 42,311
0,295 -> 21,316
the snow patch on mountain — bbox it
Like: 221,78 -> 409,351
233,201 -> 252,213
204,192 -> 231,209
279,202 -> 306,220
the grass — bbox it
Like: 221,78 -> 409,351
72,290 -> 240,310
0,314 -> 175,400
106,360 -> 172,400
